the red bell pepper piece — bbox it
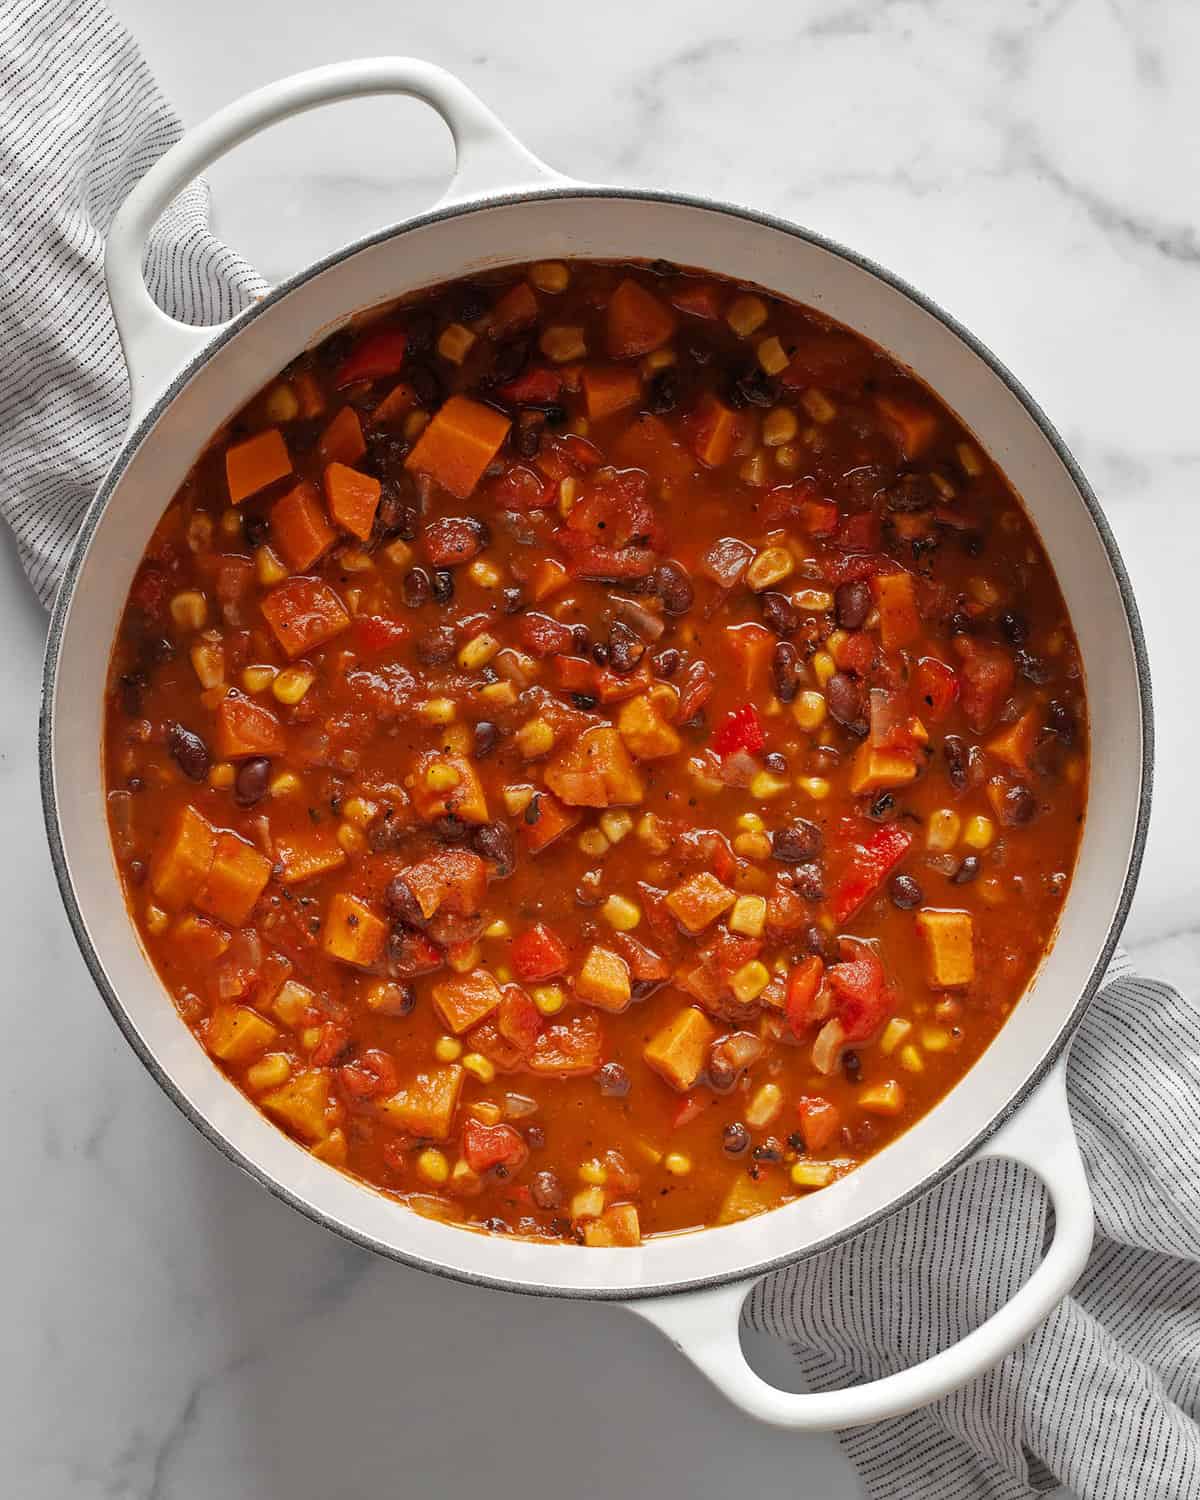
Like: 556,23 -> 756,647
333,328 -> 408,388
338,1048 -> 400,1102
496,366 -> 563,404
827,951 -> 895,1043
353,615 -> 408,654
830,825 -> 914,925
913,656 -> 960,721
713,702 -> 764,758
510,922 -> 569,982
497,987 -> 544,1053
795,1095 -> 841,1153
784,956 -> 825,1037
462,1118 -> 530,1174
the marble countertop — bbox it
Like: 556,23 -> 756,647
5,2 -> 1198,1496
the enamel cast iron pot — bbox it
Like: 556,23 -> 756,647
40,58 -> 1152,1429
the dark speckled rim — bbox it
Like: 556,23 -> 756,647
39,186 -> 1153,1301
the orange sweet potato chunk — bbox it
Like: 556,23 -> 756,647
271,482 -> 335,572
226,428 -> 291,504
372,382 -> 416,425
317,405 -> 367,467
150,804 -> 217,911
518,790 -> 581,854
207,1005 -> 276,1063
433,969 -> 503,1035
214,693 -> 285,759
405,396 -> 511,499
380,1066 -> 464,1140
322,892 -> 388,969
195,832 -> 273,926
871,571 -> 921,650
260,577 -> 351,659
875,394 -> 938,461
323,462 -> 381,540
261,1070 -> 330,1142
606,277 -> 677,358
689,393 -> 742,468
408,752 -> 489,825
274,831 -> 347,887
582,365 -> 643,422
544,726 -> 644,808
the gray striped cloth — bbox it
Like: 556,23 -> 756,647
3,5 -> 1196,1497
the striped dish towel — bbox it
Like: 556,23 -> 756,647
3,7 -> 1196,1499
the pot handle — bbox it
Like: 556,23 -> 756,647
106,57 -> 565,419
627,1054 -> 1092,1430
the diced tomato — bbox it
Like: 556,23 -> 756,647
613,933 -> 673,983
827,951 -> 895,1043
562,540 -> 658,582
338,1048 -> 399,1101
353,615 -> 409,654
516,611 -> 575,657
706,930 -> 761,982
780,330 -> 875,393
387,928 -> 444,978
676,659 -> 715,721
497,987 -> 544,1053
334,327 -> 408,388
553,655 -> 596,694
311,1021 -> 352,1067
669,279 -> 724,320
510,922 -> 569,982
833,510 -> 881,553
559,434 -> 604,470
954,636 -> 1016,732
795,1096 -> 841,1153
830,825 -> 914,925
527,1013 -> 604,1076
799,497 -> 840,535
489,464 -> 555,512
671,1093 -> 715,1129
462,1118 -> 529,1174
130,565 -> 170,619
784,956 -> 825,1037
713,703 -> 764,758
825,551 -> 898,586
832,631 -> 877,677
913,656 -> 960,721
724,623 -> 776,691
423,516 -> 485,567
496,366 -> 563,405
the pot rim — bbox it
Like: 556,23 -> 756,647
40,184 -> 1154,1299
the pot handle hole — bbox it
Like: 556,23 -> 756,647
626,1054 -> 1093,1431
105,57 -> 565,420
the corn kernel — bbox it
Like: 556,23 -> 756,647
241,664 -> 276,694
503,785 -> 536,815
859,1080 -> 904,1115
169,590 -> 207,631
383,537 -> 414,568
300,1027 -> 322,1053
733,831 -> 772,859
728,895 -> 767,938
580,1159 -> 608,1186
663,1152 -> 692,1177
456,632 -> 500,671
962,814 -> 995,850
595,810 -> 632,846
517,717 -> 555,758
186,513 -> 214,553
762,407 -> 798,447
447,943 -> 481,975
791,691 -> 826,732
931,471 -> 957,501
794,589 -> 834,613
738,450 -> 770,487
269,772 -> 302,798
880,1017 -> 913,1055
957,442 -> 985,478
898,1044 -> 925,1073
462,1051 -> 496,1084
921,1026 -> 953,1053
246,1054 -> 291,1091
1045,629 -> 1065,656
208,761 -> 235,790
255,545 -> 289,586
636,811 -> 671,854
801,388 -> 837,424
968,575 -> 1000,606
218,508 -> 242,539
264,382 -> 300,423
426,763 -> 462,794
926,808 -> 961,853
980,876 -> 1007,907
145,902 -> 169,936
469,1101 -> 503,1126
730,959 -> 771,1003
748,771 -> 788,800
602,894 -> 641,932
796,776 -> 831,800
479,680 -> 518,709
811,651 -> 836,687
736,811 -> 765,833
340,797 -> 377,829
437,322 -> 476,364
756,335 -> 790,375
417,1148 -> 450,1184
791,1160 -> 835,1189
531,985 -> 566,1017
746,546 -> 795,592
483,918 -> 511,940
746,1081 -> 783,1127
775,443 -> 801,472
189,639 -> 224,691
557,475 -> 579,517
335,822 -> 364,855
726,293 -> 767,337
403,409 -> 429,442
540,324 -> 587,363
272,665 -> 315,705
641,347 -> 676,375
420,698 -> 458,725
578,828 -> 611,858
529,260 -> 569,294
435,1036 -> 463,1063
571,1186 -> 605,1220
468,558 -> 502,588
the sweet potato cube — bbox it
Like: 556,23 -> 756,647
432,969 -> 502,1035
665,872 -> 736,934
372,382 -> 416,426
488,281 -> 539,336
871,571 -> 921,650
519,790 -> 581,853
717,1171 -> 778,1225
848,742 -> 919,797
544,726 -> 644,808
409,751 -> 489,825
260,577 -> 351,658
644,1006 -> 718,1092
226,428 -> 291,503
317,405 -> 366,467
915,909 -> 975,989
214,693 -> 285,759
986,708 -> 1041,771
613,411 -> 694,480
274,831 -> 347,887
195,832 -> 272,926
322,892 -> 388,969
261,1070 -> 330,1142
689,393 -> 742,468
402,849 -> 487,921
323,462 -> 381,540
582,365 -> 643,422
606,277 -> 677,358
207,1005 -> 276,1064
875,394 -> 938,461
150,804 -> 217,910
583,1203 -> 642,1247
380,1065 -> 465,1141
271,481 -> 335,571
616,694 -> 681,761
575,945 -> 632,1013
405,395 -> 511,499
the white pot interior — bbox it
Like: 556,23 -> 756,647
45,193 -> 1147,1296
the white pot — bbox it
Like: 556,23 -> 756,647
40,58 -> 1152,1430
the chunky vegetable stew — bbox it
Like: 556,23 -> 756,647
105,260 -> 1086,1244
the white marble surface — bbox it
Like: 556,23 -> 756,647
4,2 -> 1199,1496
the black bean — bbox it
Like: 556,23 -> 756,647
415,625 -> 456,665
501,586 -> 524,614
567,624 -> 589,655
524,1124 -> 546,1150
1016,649 -> 1052,685
769,640 -> 803,704
597,1062 -> 631,1098
234,757 -> 271,807
515,409 -> 545,458
631,978 -> 663,1002
530,1170 -> 562,1211
472,820 -> 516,878
405,310 -> 435,353
591,641 -> 609,667
386,876 -> 425,926
761,591 -> 800,637
886,473 -> 934,512
943,735 -> 968,790
431,569 -> 454,604
802,922 -> 840,963
708,1055 -> 737,1092
118,671 -> 146,717
764,751 -> 788,774
138,635 -> 174,669
868,792 -> 896,821
1047,700 -> 1075,744
242,513 -> 270,548
1001,783 -> 1038,826
402,567 -> 431,608
606,620 -> 644,675
787,1132 -> 805,1152
752,1139 -> 784,1164
834,580 -> 871,630
571,693 -> 597,711
961,529 -> 986,558
390,983 -> 417,1017
952,855 -> 982,885
842,1050 -> 862,1083
771,819 -> 823,863
128,859 -> 147,886
722,1122 -> 750,1157
686,338 -> 714,366
729,364 -> 777,408
999,611 -> 1029,645
491,337 -> 530,387
317,331 -> 354,369
473,721 -> 499,759
167,723 -> 210,782
948,608 -> 974,636
791,862 -> 825,902
432,814 -> 470,845
654,647 -> 681,677
646,369 -> 679,414
654,560 -> 694,615
826,672 -> 868,737
890,873 -> 923,909
407,362 -> 442,407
